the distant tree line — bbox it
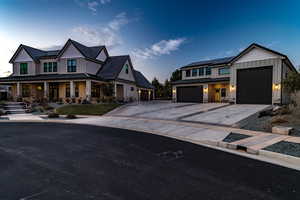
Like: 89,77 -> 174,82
151,69 -> 181,99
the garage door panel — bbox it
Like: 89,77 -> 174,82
177,86 -> 203,103
237,66 -> 272,104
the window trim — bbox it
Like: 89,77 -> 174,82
192,69 -> 198,77
199,67 -> 204,76
67,59 -> 77,73
205,67 -> 211,76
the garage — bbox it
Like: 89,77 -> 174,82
236,66 -> 273,104
177,86 -> 203,103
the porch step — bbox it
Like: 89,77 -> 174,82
6,110 -> 26,114
3,102 -> 27,114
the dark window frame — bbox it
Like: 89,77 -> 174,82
67,59 -> 77,72
192,69 -> 198,77
20,63 -> 28,75
221,88 -> 226,97
205,67 -> 211,75
218,67 -> 230,75
185,70 -> 191,77
65,84 -> 70,98
199,68 -> 204,76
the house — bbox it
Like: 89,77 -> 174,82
0,39 -> 154,103
172,43 -> 298,105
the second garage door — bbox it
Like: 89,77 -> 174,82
177,86 -> 203,103
236,66 -> 273,104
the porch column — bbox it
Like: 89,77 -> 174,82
114,82 -> 117,98
44,82 -> 48,99
85,80 -> 91,101
16,82 -> 21,97
70,81 -> 75,98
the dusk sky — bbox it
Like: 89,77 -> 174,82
1,0 -> 300,81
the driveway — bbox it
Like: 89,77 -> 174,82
110,101 -> 269,126
0,122 -> 299,200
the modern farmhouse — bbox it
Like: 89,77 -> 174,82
0,39 -> 154,103
172,43 -> 298,105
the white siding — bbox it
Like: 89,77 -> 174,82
60,44 -> 84,59
96,50 -> 107,62
14,49 -> 33,62
235,47 -> 281,63
117,60 -> 135,81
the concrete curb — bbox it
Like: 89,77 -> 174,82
259,150 -> 300,167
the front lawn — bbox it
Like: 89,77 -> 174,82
56,103 -> 120,115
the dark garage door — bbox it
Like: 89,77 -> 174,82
177,86 -> 203,103
237,66 -> 273,104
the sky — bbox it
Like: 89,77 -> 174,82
1,0 -> 300,82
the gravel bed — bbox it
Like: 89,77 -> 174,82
222,132 -> 251,143
264,141 -> 300,158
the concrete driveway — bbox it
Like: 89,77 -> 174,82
109,101 -> 269,126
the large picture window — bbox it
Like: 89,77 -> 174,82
92,85 -> 101,97
67,59 -> 77,72
20,63 -> 28,75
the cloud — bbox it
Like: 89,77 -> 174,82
132,38 -> 186,59
71,12 -> 129,47
75,0 -> 111,14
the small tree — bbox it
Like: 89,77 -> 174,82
283,72 -> 300,94
163,79 -> 172,98
152,77 -> 163,98
170,69 -> 182,82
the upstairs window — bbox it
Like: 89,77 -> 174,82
20,63 -> 28,75
125,64 -> 129,74
219,67 -> 230,75
185,70 -> 191,77
205,67 -> 211,75
199,68 -> 204,76
192,69 -> 198,77
44,62 -> 57,73
67,59 -> 77,72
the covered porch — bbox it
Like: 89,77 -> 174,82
6,79 -> 109,103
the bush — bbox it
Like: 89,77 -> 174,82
65,98 -> 71,104
48,112 -> 60,118
66,114 -> 77,119
43,104 -> 54,111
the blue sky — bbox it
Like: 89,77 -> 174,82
1,0 -> 300,81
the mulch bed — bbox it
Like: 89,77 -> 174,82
222,132 -> 251,143
264,141 -> 300,158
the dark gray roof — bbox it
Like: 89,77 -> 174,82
97,55 -> 129,80
0,73 -> 103,82
70,40 -> 105,60
172,77 -> 230,85
22,45 -> 48,62
182,56 -> 235,69
134,70 -> 154,89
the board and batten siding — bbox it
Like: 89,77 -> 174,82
230,58 -> 283,104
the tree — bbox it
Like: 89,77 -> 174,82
152,77 -> 163,98
163,79 -> 172,98
170,69 -> 182,82
283,72 -> 300,94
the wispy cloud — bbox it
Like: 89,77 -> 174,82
75,0 -> 111,14
132,38 -> 186,59
71,12 -> 129,47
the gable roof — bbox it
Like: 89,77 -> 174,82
10,39 -> 107,64
134,70 -> 154,89
97,55 -> 130,80
180,43 -> 297,72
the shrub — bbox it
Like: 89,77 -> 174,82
65,98 -> 71,104
48,112 -> 60,118
71,98 -> 76,104
66,114 -> 77,119
43,104 -> 54,111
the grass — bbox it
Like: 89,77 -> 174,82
56,103 -> 120,115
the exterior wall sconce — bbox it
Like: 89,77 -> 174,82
230,85 -> 235,92
172,88 -> 176,94
203,87 -> 208,93
37,86 -> 42,91
273,83 -> 281,90
138,89 -> 141,94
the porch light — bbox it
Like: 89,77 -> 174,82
203,87 -> 208,93
172,88 -> 176,94
138,89 -> 141,94
273,83 -> 281,90
230,85 -> 235,92
37,86 -> 42,90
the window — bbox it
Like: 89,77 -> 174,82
92,85 -> 101,97
192,69 -> 198,76
65,84 -> 70,98
186,70 -> 191,77
67,59 -> 77,72
221,88 -> 226,97
131,87 -> 134,91
219,67 -> 230,75
75,85 -> 79,97
199,68 -> 204,76
22,85 -> 30,97
125,64 -> 129,74
43,62 -> 57,72
20,63 -> 28,75
205,67 -> 211,75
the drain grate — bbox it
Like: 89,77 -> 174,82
157,150 -> 184,161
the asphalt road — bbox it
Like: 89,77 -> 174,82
0,122 -> 299,200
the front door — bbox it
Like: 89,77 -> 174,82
215,88 -> 220,102
49,83 -> 59,102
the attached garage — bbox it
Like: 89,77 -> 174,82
177,86 -> 203,103
236,66 -> 273,104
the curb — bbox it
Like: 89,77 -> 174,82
259,150 -> 300,167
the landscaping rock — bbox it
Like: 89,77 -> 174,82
272,126 -> 293,135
